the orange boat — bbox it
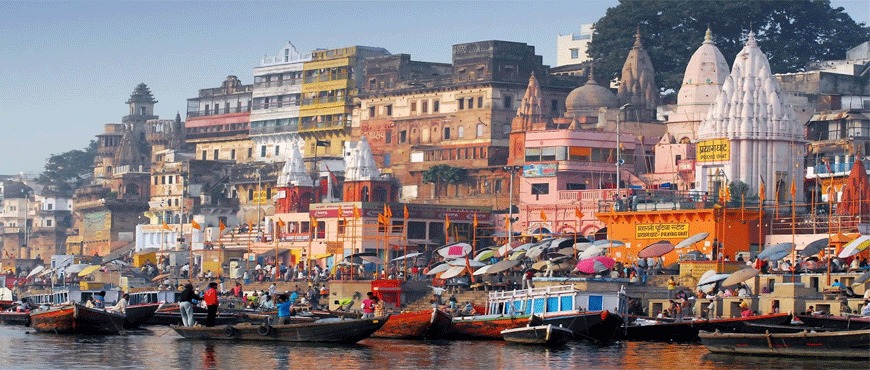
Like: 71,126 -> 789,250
29,302 -> 125,334
372,309 -> 453,339
446,314 -> 544,340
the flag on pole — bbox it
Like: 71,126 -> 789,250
540,210 -> 548,222
789,178 -> 797,199
384,204 -> 393,219
575,207 -> 584,220
444,214 -> 451,231
191,220 -> 201,230
472,212 -> 479,228
162,222 -> 170,230
276,218 -> 285,228
219,220 -> 226,233
352,204 -> 361,219
759,175 -> 766,203
504,212 -> 512,225
403,204 -> 409,220
378,213 -> 386,226
310,215 -> 318,228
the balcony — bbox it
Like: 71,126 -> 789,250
250,122 -> 300,136
254,79 -> 303,89
809,159 -> 869,177
299,119 -> 348,132
187,106 -> 251,118
300,96 -> 351,106
303,73 -> 349,84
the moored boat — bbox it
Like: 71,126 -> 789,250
447,314 -> 543,340
29,302 -> 125,334
618,313 -> 793,342
541,310 -> 623,342
699,329 -> 870,358
795,314 -> 870,330
502,323 -> 574,347
171,316 -> 388,343
122,303 -> 162,329
372,309 -> 453,339
0,308 -> 30,326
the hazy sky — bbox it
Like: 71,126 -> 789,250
1,0 -> 867,175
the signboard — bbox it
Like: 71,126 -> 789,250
523,163 -> 557,178
635,223 -> 690,239
696,139 -> 730,162
677,159 -> 695,173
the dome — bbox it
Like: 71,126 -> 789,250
676,28 -> 730,116
565,74 -> 618,115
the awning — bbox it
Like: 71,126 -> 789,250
78,265 -> 102,277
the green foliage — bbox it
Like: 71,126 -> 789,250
728,180 -> 759,206
588,0 -> 870,100
422,164 -> 468,199
36,140 -> 97,192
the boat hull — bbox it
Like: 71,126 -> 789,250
502,324 -> 573,346
699,329 -> 870,359
172,317 -> 388,343
372,309 -> 452,339
619,313 -> 794,342
541,310 -> 623,342
795,314 -> 870,330
122,303 -> 162,329
0,311 -> 30,325
30,303 -> 125,335
446,315 -> 543,340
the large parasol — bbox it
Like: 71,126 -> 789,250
575,256 -> 616,274
425,262 -> 451,275
474,249 -> 496,262
800,238 -> 829,258
487,259 -> 520,274
78,265 -> 103,277
592,239 -> 625,247
579,244 -> 607,259
391,252 -> 422,262
675,232 -> 710,250
473,264 -> 494,276
757,242 -> 794,261
721,268 -> 760,287
838,235 -> 870,258
638,240 -> 675,258
437,242 -> 473,258
448,259 -> 485,268
440,265 -> 467,279
64,264 -> 90,274
26,266 -> 45,278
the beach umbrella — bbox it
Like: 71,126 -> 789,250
721,268 -> 760,287
838,235 -> 870,258
675,232 -> 710,250
579,244 -> 607,259
359,256 -> 384,265
26,266 -> 45,278
698,273 -> 730,286
800,238 -> 829,258
525,244 -> 547,260
575,256 -> 616,274
473,264 -> 493,276
391,252 -> 422,262
437,242 -> 473,258
38,268 -> 55,277
531,260 -> 548,270
440,265 -> 467,279
508,250 -> 527,261
494,241 -> 523,258
549,238 -> 574,250
514,243 -> 535,252
448,259 -> 484,268
151,273 -> 171,282
852,270 -> 870,286
592,239 -> 625,247
574,242 -> 592,251
487,259 -> 520,274
474,249 -> 495,262
64,264 -> 90,274
425,262 -> 450,275
638,240 -> 675,258
757,242 -> 794,261
78,265 -> 102,277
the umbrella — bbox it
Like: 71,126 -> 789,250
473,264 -> 493,276
487,259 -> 520,274
579,245 -> 607,259
437,242 -> 473,258
440,265 -> 467,279
391,252 -> 422,262
675,232 -> 709,249
575,256 -> 616,274
474,250 -> 494,262
508,250 -> 527,261
26,266 -> 45,278
64,264 -> 90,274
425,262 -> 450,275
721,268 -> 760,287
514,243 -> 536,252
697,273 -> 730,292
494,241 -> 523,258
549,238 -> 574,250
38,268 -> 55,277
531,260 -> 548,270
359,256 -> 385,265
151,273 -> 171,282
838,235 -> 870,258
757,242 -> 794,261
337,261 -> 361,266
525,245 -> 547,260
638,240 -> 675,258
448,259 -> 485,268
852,270 -> 870,286
592,239 -> 625,247
78,265 -> 103,277
800,238 -> 829,258
574,242 -> 592,251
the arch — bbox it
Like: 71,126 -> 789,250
360,186 -> 370,202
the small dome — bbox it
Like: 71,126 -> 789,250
565,76 -> 618,115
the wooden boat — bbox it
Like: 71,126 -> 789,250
447,314 -> 543,340
699,329 -> 870,358
372,309 -> 453,339
618,313 -> 794,342
29,302 -> 125,334
795,314 -> 870,330
0,300 -> 14,310
146,310 -> 243,326
172,316 -> 388,343
739,322 -> 842,334
121,303 -> 162,329
541,310 -> 623,342
502,323 -> 574,347
0,308 -> 30,326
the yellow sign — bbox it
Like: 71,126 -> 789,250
696,139 -> 730,162
635,223 -> 690,239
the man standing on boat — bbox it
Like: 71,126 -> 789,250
203,282 -> 219,327
179,283 -> 196,327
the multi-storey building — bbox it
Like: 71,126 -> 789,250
556,24 -> 594,67
356,41 -> 577,209
185,75 -> 254,162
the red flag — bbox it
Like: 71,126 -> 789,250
759,175 -> 766,203
384,204 -> 393,219
191,220 -> 201,230
444,214 -> 451,231
789,178 -> 797,198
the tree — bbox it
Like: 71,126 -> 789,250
421,164 -> 468,201
587,0 -> 870,102
36,140 -> 97,192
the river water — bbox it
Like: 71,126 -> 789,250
0,325 -> 866,369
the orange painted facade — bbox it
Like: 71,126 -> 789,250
596,208 -> 761,266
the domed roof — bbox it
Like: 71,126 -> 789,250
565,71 -> 618,114
676,28 -> 730,116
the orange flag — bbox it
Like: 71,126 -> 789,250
444,214 -> 451,231
378,213 -> 386,225
759,175 -> 766,203
384,204 -> 393,219
276,218 -> 285,228
472,212 -> 479,228
219,220 -> 226,233
403,204 -> 409,220
162,222 -> 170,230
575,207 -> 584,220
789,178 -> 797,199
310,215 -> 318,228
352,204 -> 361,219
540,210 -> 548,222
191,220 -> 201,230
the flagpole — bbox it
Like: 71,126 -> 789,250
274,218 -> 279,280
791,179 -> 797,283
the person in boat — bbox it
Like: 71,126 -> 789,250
16,299 -> 29,312
361,292 -> 375,319
203,282 -> 219,327
94,291 -> 106,309
179,283 -> 197,327
276,295 -> 291,325
85,297 -> 96,309
666,277 -> 676,299
739,300 -> 751,317
110,293 -> 129,314
461,302 -> 475,316
861,300 -> 870,316
373,296 -> 386,318
334,297 -> 354,311
448,295 -> 458,313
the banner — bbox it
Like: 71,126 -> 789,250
696,139 -> 730,162
635,223 -> 690,239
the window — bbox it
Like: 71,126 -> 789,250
422,100 -> 428,113
384,153 -> 391,166
275,146 -> 280,156
201,150 -> 207,160
495,179 -> 503,193
385,132 -> 392,144
260,146 -> 267,157
204,104 -> 210,115
477,123 -> 484,137
213,149 -> 219,160
266,188 -> 272,199
675,154 -> 682,165
433,100 -> 439,112
214,103 -> 220,113
46,219 -> 52,227
477,96 -> 483,108
458,99 -> 464,110
399,130 -> 407,143
504,95 -> 513,109
458,126 -> 464,139
231,149 -> 236,159
551,99 -> 559,114
567,183 -> 586,190
569,146 -> 592,161
154,177 -> 158,185
385,104 -> 393,116
531,183 -> 550,195
525,148 -> 541,162
570,48 -> 579,59
248,148 -> 253,158
443,127 -> 451,140
410,102 -> 417,113
467,98 -> 474,109
368,106 -> 376,118
541,148 -> 556,161
248,188 -> 254,200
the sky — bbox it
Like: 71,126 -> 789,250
1,0 -> 868,176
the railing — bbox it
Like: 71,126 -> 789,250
300,96 -> 350,105
303,73 -> 349,84
595,189 -> 726,213
299,119 -> 347,131
251,101 -> 300,110
253,79 -> 303,88
186,106 -> 251,118
249,123 -> 300,135
812,159 -> 869,175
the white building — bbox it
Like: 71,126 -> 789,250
556,24 -> 594,67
